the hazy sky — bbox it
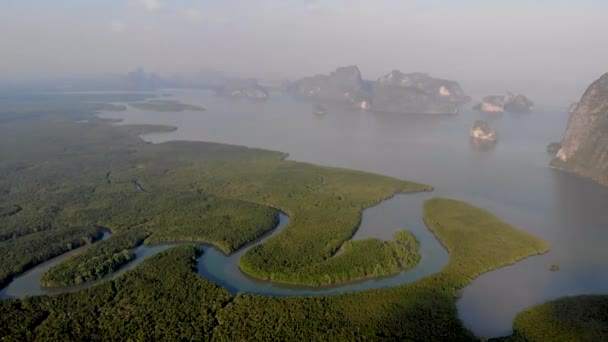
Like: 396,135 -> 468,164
1,0 -> 607,101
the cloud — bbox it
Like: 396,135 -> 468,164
130,0 -> 161,11
109,20 -> 125,32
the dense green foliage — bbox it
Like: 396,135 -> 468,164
205,162 -> 430,283
422,198 -> 550,286
129,99 -> 205,112
0,246 -> 232,341
493,295 -> 608,342
0,92 -> 427,287
0,93 -> 563,341
0,195 -> 551,341
0,226 -> 102,287
146,197 -> 279,253
279,230 -> 420,286
40,228 -> 151,287
212,198 -> 549,341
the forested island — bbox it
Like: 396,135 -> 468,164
1,92 -> 604,341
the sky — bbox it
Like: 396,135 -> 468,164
1,0 -> 607,102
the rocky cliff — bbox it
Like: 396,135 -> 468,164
371,71 -> 469,114
470,120 -> 498,143
504,93 -> 534,113
216,79 -> 269,100
551,73 -> 608,185
474,92 -> 534,113
289,66 -> 367,106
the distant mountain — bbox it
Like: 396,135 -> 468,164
289,66 -> 469,114
289,65 -> 368,106
216,79 -> 269,101
371,70 -> 469,114
125,68 -> 166,90
474,92 -> 534,113
551,73 -> 608,185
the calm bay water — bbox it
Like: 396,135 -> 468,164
14,89 -> 608,338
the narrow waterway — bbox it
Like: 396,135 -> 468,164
0,193 -> 448,299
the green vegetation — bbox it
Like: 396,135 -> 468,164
493,295 -> 608,342
550,263 -> 560,271
0,92 -> 427,287
209,198 -> 550,341
0,226 -> 103,288
204,162 -> 430,284
40,228 -> 151,287
0,204 -> 21,218
422,198 -> 549,284
0,246 -> 232,341
265,230 -> 421,286
0,93 -> 560,341
0,195 -> 551,341
146,197 -> 279,253
0,93 -> 150,123
129,100 -> 205,112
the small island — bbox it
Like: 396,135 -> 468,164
216,79 -> 269,101
470,120 -> 498,144
129,100 -> 205,112
474,92 -> 534,113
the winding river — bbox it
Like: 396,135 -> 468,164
6,89 -> 608,338
0,192 -> 448,299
